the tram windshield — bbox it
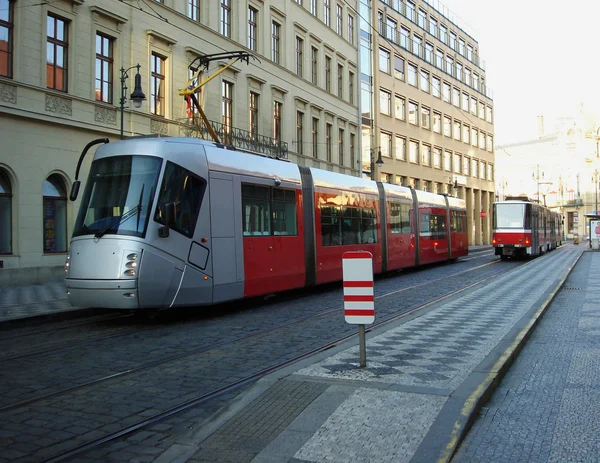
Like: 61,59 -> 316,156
494,203 -> 529,229
72,155 -> 162,238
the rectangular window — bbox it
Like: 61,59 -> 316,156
395,95 -> 405,120
326,123 -> 332,162
242,185 -> 297,236
432,76 -> 441,98
312,117 -> 319,158
471,96 -> 477,115
463,157 -> 470,176
455,61 -> 462,81
47,14 -> 68,91
462,92 -> 469,111
471,158 -> 478,177
443,82 -> 451,103
296,111 -> 304,155
324,0 -> 331,26
453,120 -> 461,140
188,0 -> 199,21
95,33 -> 113,103
478,100 -> 485,119
151,53 -> 166,116
449,31 -> 456,50
409,140 -> 419,163
462,124 -> 470,144
422,144 -> 431,166
0,0 -> 14,78
390,202 -> 411,234
349,71 -> 354,104
379,48 -> 390,73
433,111 -> 441,133
338,128 -> 344,166
273,101 -> 282,141
220,0 -> 231,37
440,24 -> 447,43
453,87 -> 460,107
249,91 -> 259,140
421,106 -> 430,129
425,42 -> 433,64
347,15 -> 354,45
336,4 -> 343,35
311,47 -> 318,84
453,153 -> 461,173
471,127 -> 477,146
380,89 -> 391,116
443,115 -> 451,137
338,64 -> 343,97
248,7 -> 258,51
487,134 -> 493,152
296,37 -> 304,77
487,164 -> 494,181
486,105 -> 493,123
429,17 -> 437,36
420,69 -> 429,93
444,150 -> 452,171
395,136 -> 406,161
418,8 -> 426,28
406,1 -> 415,21
408,101 -> 418,125
408,63 -> 417,86
435,48 -> 444,69
271,21 -> 280,64
412,34 -> 422,57
311,0 -> 317,15
400,26 -> 409,48
221,80 -> 233,142
325,56 -> 331,91
350,132 -> 355,169
380,131 -> 392,158
479,160 -> 485,179
394,56 -> 404,80
320,206 -> 378,246
479,132 -> 486,150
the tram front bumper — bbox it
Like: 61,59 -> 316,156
65,278 -> 139,309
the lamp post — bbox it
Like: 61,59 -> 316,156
370,147 -> 384,180
120,64 -> 146,139
448,176 -> 459,197
532,164 -> 544,203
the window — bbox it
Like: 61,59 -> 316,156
273,101 -> 282,141
242,185 -> 297,236
435,48 -> 443,69
222,80 -> 233,142
395,136 -> 406,161
296,37 -> 304,77
155,162 -> 206,238
425,42 -> 433,64
453,153 -> 461,173
311,0 -> 317,15
479,160 -> 485,179
406,1 -> 415,21
408,101 -> 417,125
487,164 -> 494,181
453,88 -> 460,107
471,127 -> 477,146
324,0 -> 331,26
347,15 -> 354,45
248,7 -> 258,51
412,34 -> 422,57
467,44 -> 474,61
0,169 -> 11,254
338,128 -> 344,166
336,4 -> 343,35
445,55 -> 453,74
379,48 -> 390,73
462,124 -> 470,144
395,95 -> 405,120
311,47 -> 318,84
429,17 -> 437,36
458,37 -> 465,55
325,56 -> 331,91
338,64 -> 343,97
463,157 -> 470,176
440,24 -> 447,43
312,117 -> 319,158
296,111 -> 303,155
380,132 -> 392,158
443,115 -> 451,137
271,21 -> 282,64
455,62 -> 462,81
380,89 -> 391,116
249,91 -> 259,140
409,140 -> 419,163
443,81 -> 451,103
471,158 -> 478,177
350,133 -> 355,169
95,33 -> 113,103
462,92 -> 469,111
326,123 -> 332,162
453,120 -> 461,140
486,105 -> 493,123
432,76 -> 440,98
444,150 -> 451,171
421,106 -> 430,129
386,16 -> 397,41
220,0 -> 231,37
400,26 -> 410,48
449,31 -> 456,50
151,53 -> 166,116
420,69 -> 429,92
422,144 -> 431,166
394,56 -> 404,80
478,100 -> 485,119
320,206 -> 377,246
390,203 -> 411,234
451,210 -> 467,232
47,14 -> 68,91
479,132 -> 486,150
433,111 -> 441,133
0,0 -> 14,78
188,0 -> 199,21
417,8 -> 426,28
43,174 -> 67,253
349,71 -> 354,104
471,96 -> 477,115
487,134 -> 493,152
408,63 -> 417,86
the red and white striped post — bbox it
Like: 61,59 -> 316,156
342,251 -> 374,367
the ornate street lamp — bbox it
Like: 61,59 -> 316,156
119,64 -> 146,139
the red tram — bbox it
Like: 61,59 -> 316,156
66,138 -> 469,309
492,197 -> 562,260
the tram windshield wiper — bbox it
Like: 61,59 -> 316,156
94,183 -> 146,239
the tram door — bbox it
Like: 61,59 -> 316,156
529,204 -> 539,254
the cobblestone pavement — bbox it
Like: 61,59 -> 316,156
452,249 -> 600,463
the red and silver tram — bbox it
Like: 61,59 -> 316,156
492,197 -> 562,260
64,138 -> 468,310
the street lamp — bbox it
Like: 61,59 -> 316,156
532,164 -> 544,203
120,64 -> 146,139
370,147 -> 384,180
448,176 -> 459,196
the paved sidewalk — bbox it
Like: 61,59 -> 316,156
151,244 -> 584,463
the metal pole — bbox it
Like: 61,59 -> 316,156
120,67 -> 127,140
370,150 -> 374,180
359,324 -> 366,368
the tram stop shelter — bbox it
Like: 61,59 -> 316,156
585,213 -> 600,250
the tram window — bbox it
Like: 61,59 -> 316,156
451,210 -> 466,232
420,213 -> 446,238
155,162 -> 206,238
320,205 -> 378,246
361,208 -> 378,244
390,202 -> 411,234
242,185 -> 297,236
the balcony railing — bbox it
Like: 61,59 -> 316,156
178,118 -> 288,160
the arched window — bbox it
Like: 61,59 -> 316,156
43,174 -> 67,253
0,169 -> 12,254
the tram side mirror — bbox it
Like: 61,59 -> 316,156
69,181 -> 81,201
158,202 -> 176,238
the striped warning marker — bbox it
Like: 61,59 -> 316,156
342,251 -> 375,324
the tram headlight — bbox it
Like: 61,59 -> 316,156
123,251 -> 140,278
124,269 -> 136,276
64,254 -> 71,276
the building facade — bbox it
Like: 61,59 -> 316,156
361,0 -> 495,245
0,0 -> 360,273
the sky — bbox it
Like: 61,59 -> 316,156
440,0 -> 600,145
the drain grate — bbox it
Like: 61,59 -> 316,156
563,287 -> 582,290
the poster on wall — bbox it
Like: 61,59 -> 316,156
591,220 -> 600,240
44,199 -> 57,252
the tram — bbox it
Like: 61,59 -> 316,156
64,138 -> 468,310
492,197 -> 562,260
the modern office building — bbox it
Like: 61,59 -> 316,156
0,0 -> 360,274
360,0 -> 495,245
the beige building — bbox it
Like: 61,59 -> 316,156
496,110 -> 600,241
364,0 -> 495,245
0,0 -> 360,274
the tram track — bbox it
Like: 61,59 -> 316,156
1,256 -> 525,463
